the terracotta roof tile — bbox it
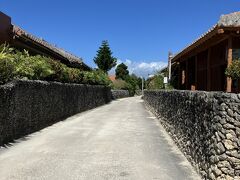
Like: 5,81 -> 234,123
109,75 -> 116,81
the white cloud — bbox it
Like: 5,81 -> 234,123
110,59 -> 167,78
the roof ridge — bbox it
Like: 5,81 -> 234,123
172,24 -> 218,59
218,11 -> 240,27
172,11 -> 240,61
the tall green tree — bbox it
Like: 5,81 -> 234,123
136,76 -> 144,89
94,40 -> 117,73
115,63 -> 129,80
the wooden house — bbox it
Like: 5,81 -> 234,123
171,12 -> 240,93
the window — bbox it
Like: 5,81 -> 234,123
232,79 -> 238,89
233,49 -> 240,60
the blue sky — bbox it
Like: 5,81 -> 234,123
1,0 -> 239,77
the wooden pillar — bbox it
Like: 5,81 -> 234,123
207,48 -> 211,91
195,55 -> 198,90
186,60 -> 189,90
178,62 -> 181,89
181,62 -> 186,89
226,36 -> 233,92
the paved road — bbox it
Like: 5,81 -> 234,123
0,97 -> 201,180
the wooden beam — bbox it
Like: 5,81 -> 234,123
226,36 -> 233,92
217,29 -> 224,34
178,35 -> 228,63
181,63 -> 186,88
207,48 -> 211,91
181,69 -> 185,87
178,63 -> 181,89
172,27 -> 218,62
173,27 -> 240,63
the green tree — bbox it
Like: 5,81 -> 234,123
124,74 -> 141,96
0,44 -> 112,86
137,76 -> 144,89
127,74 -> 139,89
146,75 -> 164,90
94,40 -> 117,74
115,63 -> 129,80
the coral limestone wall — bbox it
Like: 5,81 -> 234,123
144,90 -> 240,180
0,80 -> 111,146
111,90 -> 129,99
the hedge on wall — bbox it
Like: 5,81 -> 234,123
225,59 -> 240,80
0,45 -> 112,86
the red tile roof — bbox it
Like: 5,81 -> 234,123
109,75 -> 116,81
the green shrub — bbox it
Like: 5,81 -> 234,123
113,79 -> 129,90
146,75 -> 164,90
112,79 -> 135,96
14,53 -> 54,80
0,45 -> 16,84
124,75 -> 139,96
47,59 -> 71,82
0,58 -> 16,84
83,71 -> 96,84
225,59 -> 240,80
30,56 -> 54,80
82,70 -> 111,86
67,68 -> 84,83
12,50 -> 33,79
94,70 -> 112,86
0,45 -> 111,86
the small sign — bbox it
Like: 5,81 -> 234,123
164,77 -> 168,84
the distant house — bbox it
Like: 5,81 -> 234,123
108,75 -> 116,82
170,12 -> 240,93
0,11 -> 91,71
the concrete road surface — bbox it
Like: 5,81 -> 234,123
0,97 -> 201,180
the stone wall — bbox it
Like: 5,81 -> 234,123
111,90 -> 129,99
0,80 -> 111,146
144,90 -> 240,180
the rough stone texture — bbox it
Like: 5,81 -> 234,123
218,12 -> 240,27
0,80 -> 111,146
144,90 -> 240,180
111,90 -> 129,99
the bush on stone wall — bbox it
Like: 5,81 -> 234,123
225,59 -> 240,80
112,76 -> 140,96
112,79 -> 133,96
146,74 -> 164,90
0,45 -> 112,86
0,46 -> 16,84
